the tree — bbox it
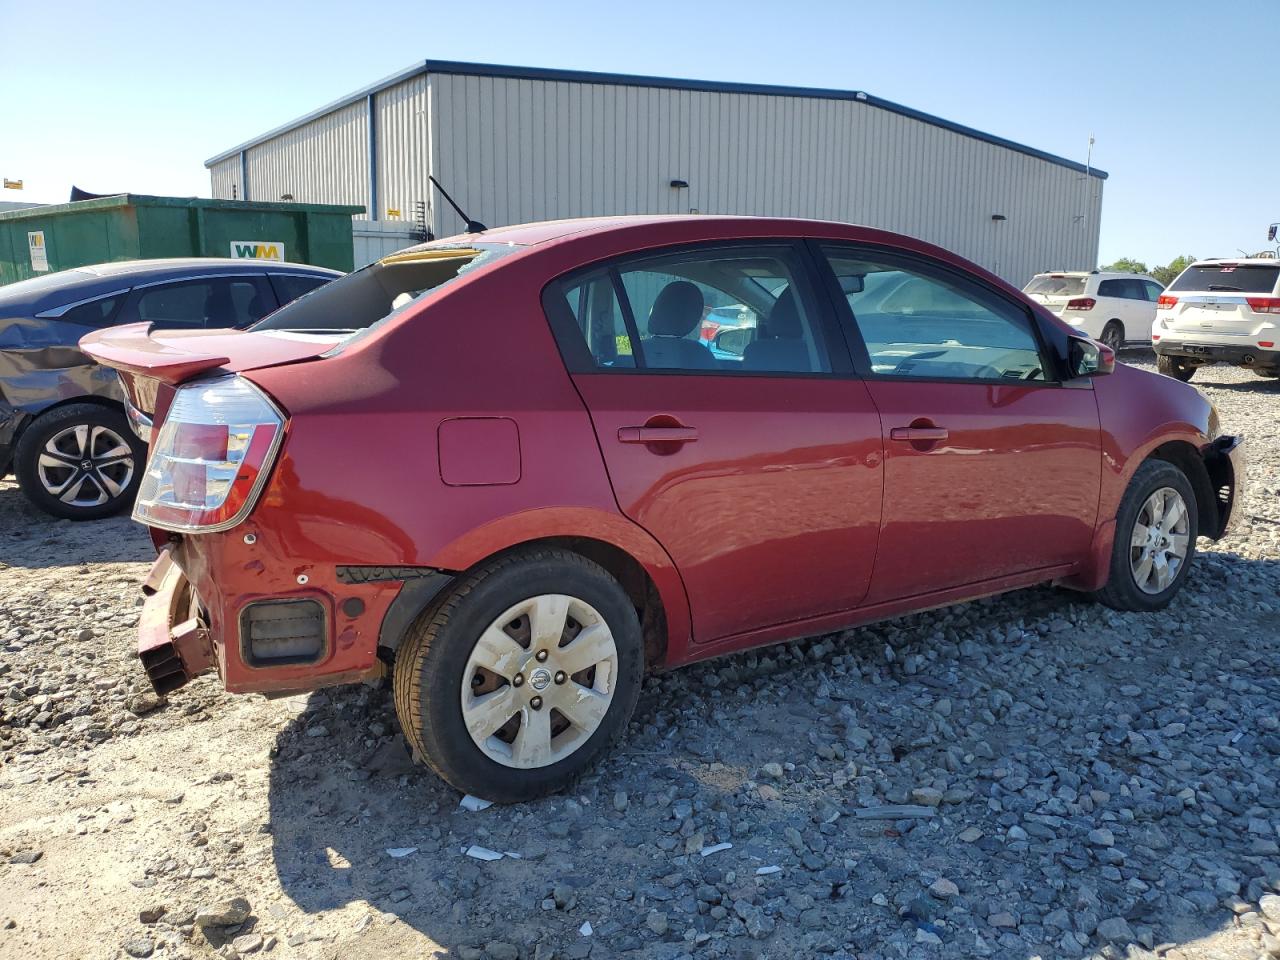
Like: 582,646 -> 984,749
1152,255 -> 1196,287
1102,257 -> 1148,275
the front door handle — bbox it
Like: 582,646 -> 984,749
889,426 -> 949,442
618,426 -> 699,444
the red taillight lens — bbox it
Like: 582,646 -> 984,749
1247,297 -> 1280,315
699,319 -> 722,342
1260,341 -> 1275,348
1152,334 -> 1161,341
1065,297 -> 1096,311
134,376 -> 284,533
1157,295 -> 1178,310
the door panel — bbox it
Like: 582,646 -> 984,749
864,379 -> 1100,603
573,374 -> 884,642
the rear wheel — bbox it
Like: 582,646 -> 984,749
1157,354 -> 1196,382
393,548 -> 644,802
1100,321 -> 1125,351
1252,368 -> 1280,378
1092,460 -> 1198,612
14,404 -> 146,520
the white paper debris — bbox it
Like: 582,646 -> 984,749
385,847 -> 417,858
756,865 -> 782,876
463,845 -> 504,861
579,921 -> 593,936
459,794 -> 494,812
503,851 -> 522,859
700,842 -> 733,858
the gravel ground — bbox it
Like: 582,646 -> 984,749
2,357 -> 1279,960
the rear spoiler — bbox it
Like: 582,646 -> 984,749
81,323 -> 232,385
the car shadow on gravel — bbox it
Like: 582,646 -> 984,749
263,566 -> 1280,959
0,479 -> 153,570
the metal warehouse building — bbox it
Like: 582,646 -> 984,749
206,60 -> 1106,283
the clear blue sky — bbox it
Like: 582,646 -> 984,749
2,0 -> 1275,268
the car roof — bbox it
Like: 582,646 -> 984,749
1030,271 -> 1160,282
1191,258 -> 1280,266
0,258 -> 341,316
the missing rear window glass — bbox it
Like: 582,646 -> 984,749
252,243 -> 516,334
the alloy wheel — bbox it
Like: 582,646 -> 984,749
460,593 -> 619,769
1129,486 -> 1190,595
35,423 -> 136,508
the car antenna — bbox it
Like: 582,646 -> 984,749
428,176 -> 487,233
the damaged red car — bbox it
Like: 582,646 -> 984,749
82,216 -> 1246,802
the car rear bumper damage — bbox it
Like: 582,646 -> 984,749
1155,340 -> 1279,366
138,546 -> 216,695
134,538 -> 438,697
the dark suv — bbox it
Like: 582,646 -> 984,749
0,258 -> 338,519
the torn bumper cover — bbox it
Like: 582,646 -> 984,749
139,546 -> 215,695
1208,434 -> 1248,537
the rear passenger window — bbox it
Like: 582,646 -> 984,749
822,247 -> 1048,382
270,273 -> 328,305
552,246 -> 831,374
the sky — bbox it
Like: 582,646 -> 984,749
2,0 -> 1276,268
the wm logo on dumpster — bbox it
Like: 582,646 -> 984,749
229,241 -> 285,261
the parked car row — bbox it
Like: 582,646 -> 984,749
77,215 -> 1245,802
1023,269 -> 1165,350
0,259 -> 338,519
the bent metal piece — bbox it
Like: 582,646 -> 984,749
138,548 -> 214,695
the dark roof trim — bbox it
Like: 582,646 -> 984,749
205,59 -> 1108,180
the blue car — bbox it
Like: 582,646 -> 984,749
0,258 -> 339,520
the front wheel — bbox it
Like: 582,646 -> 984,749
13,404 -> 147,520
1092,460 -> 1198,612
393,548 -> 644,802
1157,354 -> 1196,382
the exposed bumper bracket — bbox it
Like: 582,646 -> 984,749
138,548 -> 215,695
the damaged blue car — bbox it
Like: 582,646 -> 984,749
0,259 -> 338,519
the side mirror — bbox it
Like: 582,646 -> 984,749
1270,223 -> 1278,243
714,327 -> 753,357
1070,336 -> 1115,377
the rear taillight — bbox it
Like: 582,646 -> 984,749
1157,295 -> 1178,310
1246,297 -> 1280,315
134,376 -> 284,533
1065,297 -> 1096,311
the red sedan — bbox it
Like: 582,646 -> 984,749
82,216 -> 1246,802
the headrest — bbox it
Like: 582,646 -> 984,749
767,287 -> 803,339
648,281 -> 704,338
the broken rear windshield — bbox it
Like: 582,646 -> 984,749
1168,264 -> 1280,294
252,243 -> 518,333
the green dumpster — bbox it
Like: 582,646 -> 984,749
0,194 -> 365,285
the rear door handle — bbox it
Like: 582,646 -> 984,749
618,426 -> 699,444
889,426 -> 949,442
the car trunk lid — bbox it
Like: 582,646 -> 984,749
80,323 -> 342,415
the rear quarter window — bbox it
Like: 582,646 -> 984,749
59,295 -> 124,328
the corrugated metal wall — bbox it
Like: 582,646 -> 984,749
243,99 -> 370,218
423,73 -> 1101,285
209,68 -> 1103,285
209,156 -> 241,201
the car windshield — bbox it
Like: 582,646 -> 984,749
1168,264 -> 1280,294
251,243 -> 519,334
1024,275 -> 1087,296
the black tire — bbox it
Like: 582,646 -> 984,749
1092,460 -> 1198,612
1252,368 -> 1280,379
1157,354 -> 1196,382
1100,321 -> 1125,351
13,404 -> 147,521
393,548 -> 644,802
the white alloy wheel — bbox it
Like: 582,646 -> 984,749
459,593 -> 619,769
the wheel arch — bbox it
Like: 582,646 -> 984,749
1145,439 -> 1218,537
380,509 -> 692,671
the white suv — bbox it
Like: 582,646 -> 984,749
1023,271 -> 1165,350
1152,258 -> 1280,382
